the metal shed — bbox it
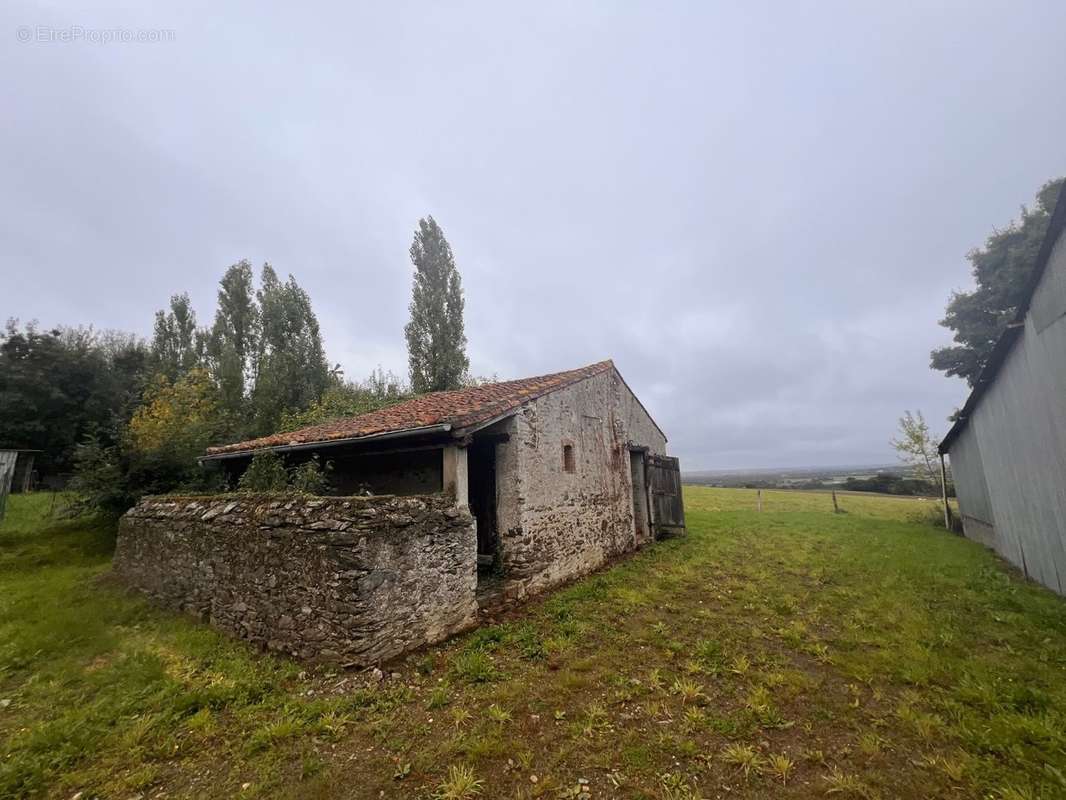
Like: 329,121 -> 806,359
939,186 -> 1066,595
0,449 -> 40,521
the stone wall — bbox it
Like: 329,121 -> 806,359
492,368 -> 670,604
114,493 -> 477,664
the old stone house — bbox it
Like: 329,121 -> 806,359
114,360 -> 684,663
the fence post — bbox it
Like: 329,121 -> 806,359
832,490 -> 840,514
757,488 -> 762,513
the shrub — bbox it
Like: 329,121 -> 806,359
236,452 -> 332,494
289,455 -> 332,494
237,452 -> 289,492
68,428 -> 222,516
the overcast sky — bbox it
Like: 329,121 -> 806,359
3,2 -> 1065,470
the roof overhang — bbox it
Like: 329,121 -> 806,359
199,423 -> 453,463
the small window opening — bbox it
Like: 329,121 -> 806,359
562,443 -> 575,473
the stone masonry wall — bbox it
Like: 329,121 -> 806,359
493,368 -> 669,605
114,493 -> 477,664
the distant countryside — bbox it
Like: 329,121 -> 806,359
683,465 -> 951,497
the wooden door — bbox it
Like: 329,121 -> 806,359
647,454 -> 685,536
629,451 -> 650,542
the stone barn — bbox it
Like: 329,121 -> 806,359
114,360 -> 684,663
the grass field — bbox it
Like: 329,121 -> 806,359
2,488 -> 1065,799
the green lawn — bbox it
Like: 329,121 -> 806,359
2,488 -> 1065,799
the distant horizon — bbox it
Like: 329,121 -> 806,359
683,461 -> 908,476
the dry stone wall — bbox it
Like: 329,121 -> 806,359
114,493 -> 477,664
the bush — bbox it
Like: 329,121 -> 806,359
289,455 -> 331,494
237,452 -> 289,492
237,451 -> 332,495
66,433 -> 134,516
68,429 -> 222,516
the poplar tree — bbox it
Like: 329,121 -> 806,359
404,216 -> 469,393
208,260 -> 259,417
150,293 -> 201,379
250,264 -> 330,433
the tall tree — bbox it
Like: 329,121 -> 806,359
151,293 -> 202,379
251,265 -> 330,433
931,178 -> 1064,386
0,321 -> 150,474
208,261 -> 259,418
404,216 -> 469,393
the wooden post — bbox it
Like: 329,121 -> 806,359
939,452 -> 952,531
441,445 -> 469,509
757,488 -> 762,513
0,465 -> 10,523
832,490 -> 839,514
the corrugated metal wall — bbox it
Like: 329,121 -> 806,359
948,233 -> 1066,595
949,425 -> 996,549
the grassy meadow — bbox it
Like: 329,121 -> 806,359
1,487 -> 1065,799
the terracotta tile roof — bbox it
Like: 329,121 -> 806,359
205,360 -> 615,457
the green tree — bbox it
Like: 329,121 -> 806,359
126,368 -> 222,455
0,321 -> 150,474
151,293 -> 203,380
145,263 -> 332,438
931,178 -> 1064,385
404,216 -> 469,393
69,368 -> 224,514
207,260 -> 260,420
890,410 -> 942,491
93,330 -> 152,430
251,265 -> 331,433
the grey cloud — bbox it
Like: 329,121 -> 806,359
3,1 -> 1065,468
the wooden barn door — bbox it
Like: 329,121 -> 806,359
647,454 -> 685,536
